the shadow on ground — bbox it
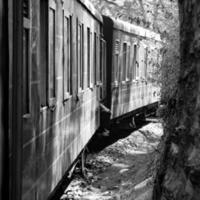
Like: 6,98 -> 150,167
88,116 -> 156,153
62,118 -> 163,200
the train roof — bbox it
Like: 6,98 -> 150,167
110,17 -> 161,41
78,0 -> 103,23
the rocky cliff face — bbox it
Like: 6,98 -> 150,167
153,1 -> 200,199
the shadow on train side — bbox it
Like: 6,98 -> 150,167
87,111 -> 153,153
46,97 -> 85,200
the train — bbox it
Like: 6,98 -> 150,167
0,0 -> 161,200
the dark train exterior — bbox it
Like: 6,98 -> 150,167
2,0 -> 106,200
0,0 -> 9,200
0,1 -> 161,200
103,16 -> 161,120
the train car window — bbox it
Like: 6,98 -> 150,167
81,24 -> 84,90
48,1 -> 56,106
114,40 -> 120,84
100,38 -> 103,83
77,20 -> 80,91
77,20 -> 84,92
122,43 -> 127,82
127,45 -> 131,81
103,40 -> 107,97
96,35 -> 100,85
100,39 -> 107,99
132,44 -> 137,80
94,32 -> 97,85
144,47 -> 148,79
100,39 -> 103,98
22,0 -> 31,114
40,0 -> 48,107
23,0 -> 30,18
90,32 -> 93,88
63,13 -> 72,100
87,28 -> 90,88
99,38 -> 106,83
140,45 -> 145,78
76,19 -> 79,91
136,45 -> 140,79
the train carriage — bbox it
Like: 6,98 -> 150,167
103,16 -> 161,120
6,0 -> 106,200
0,0 -> 9,199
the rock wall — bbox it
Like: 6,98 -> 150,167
153,1 -> 200,199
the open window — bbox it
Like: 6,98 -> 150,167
22,0 -> 31,115
63,12 -> 72,100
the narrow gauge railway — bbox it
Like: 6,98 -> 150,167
0,0 -> 161,200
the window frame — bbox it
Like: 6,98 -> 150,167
87,27 -> 91,88
144,47 -> 148,80
93,32 -> 97,85
89,31 -> 93,89
48,0 -> 57,107
40,0 -> 48,108
63,10 -> 72,100
122,42 -> 127,83
139,44 -> 146,79
22,0 -> 31,116
126,44 -> 131,81
76,19 -> 84,93
132,43 -> 138,81
113,40 -> 120,85
96,35 -> 101,86
100,38 -> 105,85
135,43 -> 140,79
100,38 -> 107,99
81,24 -> 84,90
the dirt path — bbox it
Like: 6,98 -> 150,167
61,119 -> 163,200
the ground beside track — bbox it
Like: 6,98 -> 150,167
60,118 -> 163,200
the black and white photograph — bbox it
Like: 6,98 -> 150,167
0,0 -> 199,199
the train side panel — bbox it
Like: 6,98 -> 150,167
0,2 -> 4,198
103,17 -> 161,119
111,28 -> 161,118
0,0 -> 9,199
6,0 -> 103,200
